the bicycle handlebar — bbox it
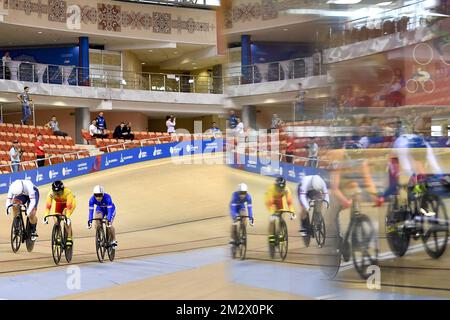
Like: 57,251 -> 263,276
46,214 -> 68,222
6,203 -> 26,215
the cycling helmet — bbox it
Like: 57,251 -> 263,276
275,176 -> 286,189
9,180 -> 24,196
311,175 -> 325,191
52,180 -> 64,194
93,185 -> 104,198
237,183 -> 248,193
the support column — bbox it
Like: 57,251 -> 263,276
241,34 -> 252,84
75,107 -> 90,144
79,36 -> 90,86
242,105 -> 256,130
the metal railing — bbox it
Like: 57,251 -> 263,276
0,102 -> 36,126
1,61 -> 224,94
224,56 -> 326,86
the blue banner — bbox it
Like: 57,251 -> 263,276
0,139 -> 223,194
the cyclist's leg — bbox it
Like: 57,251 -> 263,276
11,197 -> 24,217
268,214 -> 277,244
299,206 -> 309,235
229,206 -> 240,244
94,211 -> 104,229
107,210 -> 117,243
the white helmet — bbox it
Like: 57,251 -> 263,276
237,183 -> 248,193
9,180 -> 24,196
311,175 -> 325,191
93,185 -> 104,196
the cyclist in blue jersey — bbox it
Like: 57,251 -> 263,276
229,183 -> 254,245
87,185 -> 117,248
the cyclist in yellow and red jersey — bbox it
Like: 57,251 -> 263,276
265,177 -> 296,245
43,180 -> 76,246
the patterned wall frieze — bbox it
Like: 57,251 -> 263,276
3,0 -> 214,35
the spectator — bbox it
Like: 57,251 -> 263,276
96,112 -> 107,134
45,115 -> 68,137
125,122 -> 135,140
89,119 -> 107,139
34,133 -> 45,168
228,110 -> 238,129
313,48 -> 322,76
295,83 -> 306,121
17,86 -> 32,125
235,117 -> 244,136
9,140 -> 22,173
2,52 -> 11,79
285,134 -> 295,164
210,122 -> 221,138
306,137 -> 318,168
270,114 -> 283,133
113,122 -> 125,139
166,115 -> 176,134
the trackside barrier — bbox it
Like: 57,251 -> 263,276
0,138 -> 223,194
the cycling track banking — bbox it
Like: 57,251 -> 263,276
0,156 -> 448,299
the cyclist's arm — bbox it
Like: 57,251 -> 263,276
246,194 -> 253,220
229,193 -> 239,219
361,160 -> 378,198
5,189 -> 13,210
285,188 -> 295,213
425,141 -> 443,175
298,184 -> 310,211
65,192 -> 76,218
105,195 -> 115,222
322,182 -> 330,205
265,190 -> 276,214
88,197 -> 95,222
44,192 -> 53,217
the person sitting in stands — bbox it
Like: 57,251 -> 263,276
89,119 -> 108,139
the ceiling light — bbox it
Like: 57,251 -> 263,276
376,1 -> 392,6
174,51 -> 178,54
148,50 -> 153,52
283,28 -> 288,31
192,62 -> 196,65
141,62 -> 146,65
37,31 -> 43,34
327,0 -> 362,4
193,67 -> 198,69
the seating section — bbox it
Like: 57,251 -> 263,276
0,123 -> 89,173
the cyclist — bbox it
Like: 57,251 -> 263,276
5,179 -> 40,241
229,183 -> 254,245
265,177 -> 296,245
297,174 -> 330,237
42,180 -> 76,246
87,185 -> 117,248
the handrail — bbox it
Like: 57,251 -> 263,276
1,60 -> 223,94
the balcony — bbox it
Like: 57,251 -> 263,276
0,61 -> 223,94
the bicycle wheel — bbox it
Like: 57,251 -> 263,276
279,219 -> 289,261
96,226 -> 106,263
421,194 -> 449,259
238,223 -> 247,260
51,223 -> 63,265
313,203 -> 326,247
10,216 -> 23,253
351,214 -> 379,280
406,79 -> 418,93
106,227 -> 115,262
25,218 -> 35,253
386,201 -> 411,257
64,226 -> 73,263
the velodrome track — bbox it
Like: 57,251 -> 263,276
0,154 -> 448,299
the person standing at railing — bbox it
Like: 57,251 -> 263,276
125,122 -> 135,140
17,86 -> 32,125
96,112 -> 107,136
295,83 -> 306,121
210,122 -> 221,138
2,52 -> 11,79
9,140 -> 22,173
228,110 -> 238,130
34,133 -> 46,168
313,48 -> 322,76
306,137 -> 319,168
45,115 -> 68,137
166,115 -> 176,135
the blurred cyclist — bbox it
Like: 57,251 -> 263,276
43,180 -> 76,246
5,179 -> 40,241
265,177 -> 296,245
229,183 -> 254,245
87,185 -> 117,248
297,174 -> 330,237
